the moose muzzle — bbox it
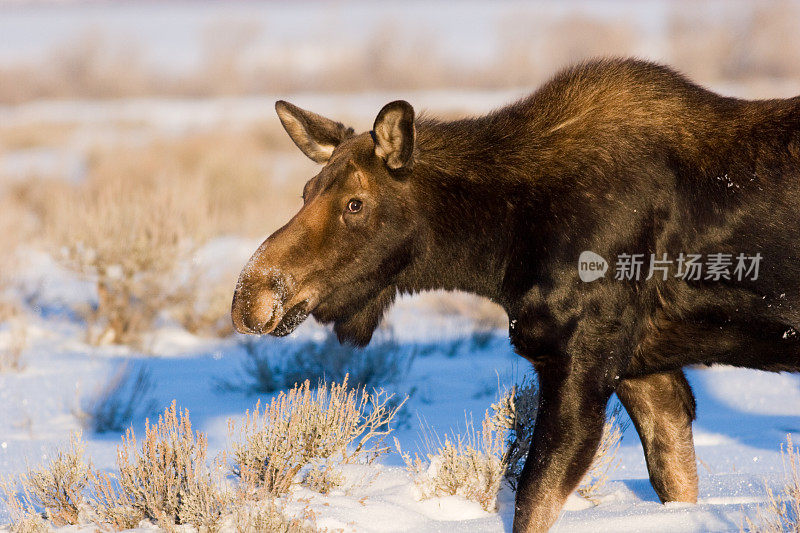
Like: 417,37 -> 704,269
231,266 -> 294,335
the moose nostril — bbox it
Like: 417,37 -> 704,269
231,295 -> 254,334
235,290 -> 281,334
251,291 -> 277,331
232,289 -> 276,334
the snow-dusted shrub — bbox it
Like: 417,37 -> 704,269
171,277 -> 234,338
0,312 -> 27,373
301,463 -> 346,495
231,501 -> 320,533
1,404 -> 336,532
91,401 -> 230,531
492,379 -> 625,501
396,411 -> 506,512
75,362 -> 156,434
491,377 -> 539,487
0,433 -> 90,527
399,381 -> 625,511
0,190 -> 28,372
49,176 -> 204,346
6,514 -> 52,533
577,405 -> 625,502
225,332 -> 415,394
743,435 -> 800,532
228,377 -> 406,496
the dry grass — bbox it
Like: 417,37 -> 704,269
398,379 -> 625,511
7,514 -> 52,533
0,313 -> 28,373
3,3 -> 800,104
576,404 -> 625,502
91,401 -> 230,531
396,411 -> 506,512
301,463 -> 346,495
742,435 -> 800,532
171,278 -> 235,338
416,292 -> 508,331
0,123 -> 77,151
490,377 -> 538,487
80,128 -> 304,237
1,433 -> 91,528
0,187 -> 37,370
230,501 -> 320,533
492,379 -> 625,501
38,127 -> 305,345
228,377 -> 406,496
47,172 -> 205,345
1,124 -> 308,347
0,401 -> 336,532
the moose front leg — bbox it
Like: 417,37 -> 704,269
616,370 -> 698,503
512,358 -> 615,533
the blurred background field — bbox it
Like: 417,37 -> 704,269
2,1 -> 800,531
3,0 -> 800,339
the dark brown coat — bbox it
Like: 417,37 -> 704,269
232,58 -> 800,532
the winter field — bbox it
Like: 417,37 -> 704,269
1,90 -> 800,533
2,1 -> 800,532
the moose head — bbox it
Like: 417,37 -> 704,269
231,100 -> 422,346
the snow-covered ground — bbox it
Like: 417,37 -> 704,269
2,0 -> 799,529
0,236 -> 797,532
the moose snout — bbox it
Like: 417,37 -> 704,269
231,269 -> 293,335
231,288 -> 276,334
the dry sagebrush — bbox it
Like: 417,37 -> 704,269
171,278 -> 236,338
493,380 -> 625,501
37,128 -> 308,345
49,176 -> 205,346
230,501 -> 320,533
5,402 -> 230,531
0,190 -> 33,372
743,435 -> 800,532
91,401 -> 230,531
1,433 -> 91,528
396,412 -> 506,512
0,400 -> 336,532
6,2 -> 800,104
229,377 -> 406,496
399,379 -> 625,511
0,314 -> 27,373
577,405 -> 625,502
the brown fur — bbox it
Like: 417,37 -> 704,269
233,58 -> 800,532
617,371 -> 699,503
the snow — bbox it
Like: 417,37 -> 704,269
1,6 -> 798,523
0,236 -> 797,531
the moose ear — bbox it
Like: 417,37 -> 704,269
373,100 -> 415,170
275,101 -> 354,164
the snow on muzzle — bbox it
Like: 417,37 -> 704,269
231,266 -> 309,336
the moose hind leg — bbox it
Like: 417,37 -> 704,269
616,370 -> 698,503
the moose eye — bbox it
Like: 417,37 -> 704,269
346,199 -> 363,213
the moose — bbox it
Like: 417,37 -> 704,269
231,58 -> 800,532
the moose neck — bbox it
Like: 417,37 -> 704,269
397,117 -> 538,307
